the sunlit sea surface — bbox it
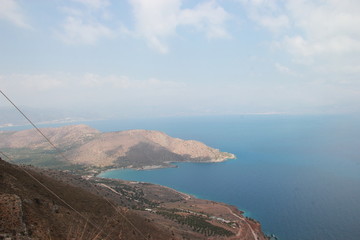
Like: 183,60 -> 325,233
9,114 -> 360,240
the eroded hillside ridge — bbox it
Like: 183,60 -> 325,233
0,124 -> 235,168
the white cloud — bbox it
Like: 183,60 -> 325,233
129,0 -> 183,53
286,0 -> 360,39
0,74 -> 64,93
179,1 -> 231,38
284,0 -> 360,57
254,14 -> 289,33
0,0 -> 30,28
240,0 -> 360,74
283,35 -> 360,57
129,0 -> 231,53
239,0 -> 290,32
56,0 -> 114,44
241,0 -> 360,47
0,73 -> 187,112
56,0 -> 230,51
57,16 -> 113,44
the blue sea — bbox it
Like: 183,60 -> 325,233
7,114 -> 360,239
95,115 -> 360,240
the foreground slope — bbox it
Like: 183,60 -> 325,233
0,125 -> 235,168
0,157 -> 173,240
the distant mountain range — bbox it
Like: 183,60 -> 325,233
0,124 -> 235,170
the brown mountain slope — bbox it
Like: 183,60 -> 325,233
0,124 -> 100,149
0,125 -> 235,168
0,157 -> 174,240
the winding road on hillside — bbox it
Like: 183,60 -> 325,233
224,206 -> 257,240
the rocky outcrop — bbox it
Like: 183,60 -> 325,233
0,194 -> 28,239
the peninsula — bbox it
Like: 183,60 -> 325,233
0,124 -> 235,171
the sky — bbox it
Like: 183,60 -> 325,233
1,0 -> 360,118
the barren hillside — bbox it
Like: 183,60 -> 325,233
0,125 -> 235,168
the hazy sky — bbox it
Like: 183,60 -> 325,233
1,0 -> 360,118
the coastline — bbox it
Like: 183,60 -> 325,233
90,174 -> 270,240
95,154 -> 239,208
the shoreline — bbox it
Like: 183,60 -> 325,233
94,156 -> 244,213
97,154 -> 237,175
90,176 -> 270,239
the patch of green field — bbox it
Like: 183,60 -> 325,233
157,210 -> 234,237
1,147 -> 68,168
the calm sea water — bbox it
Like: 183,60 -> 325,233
96,115 -> 360,240
6,115 -> 360,239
